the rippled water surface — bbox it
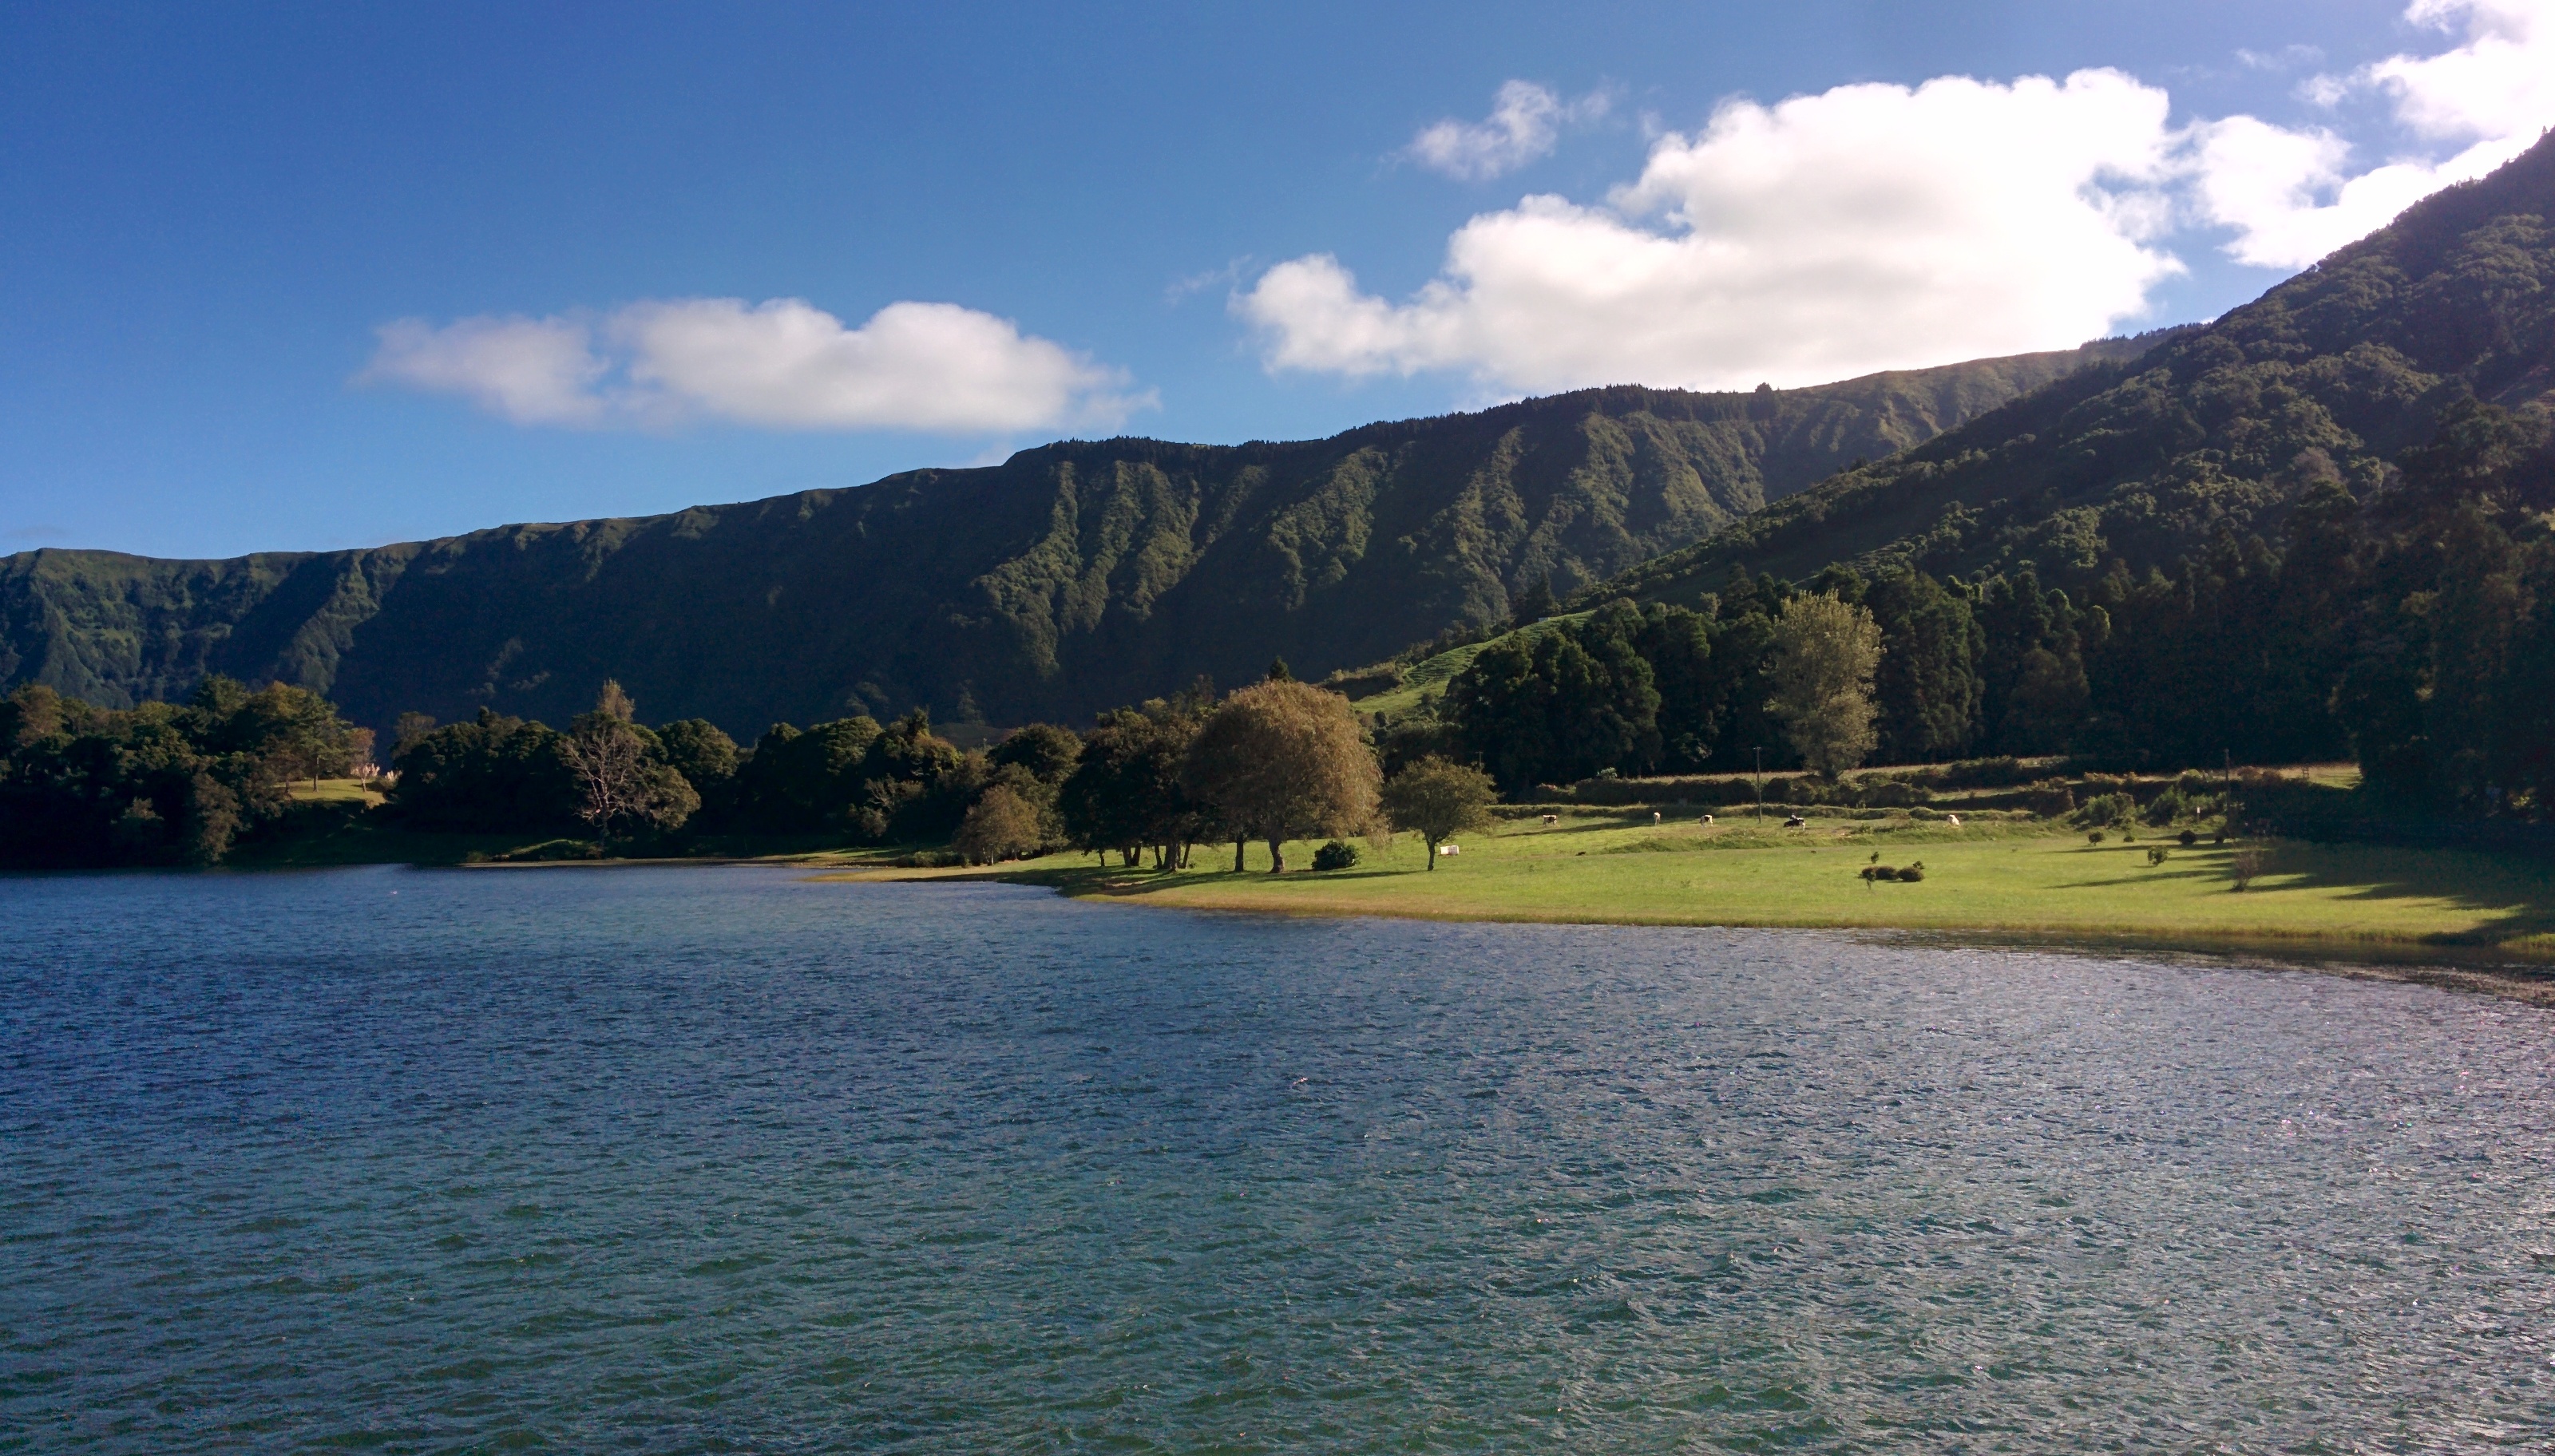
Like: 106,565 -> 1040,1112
5,866 -> 2554,1452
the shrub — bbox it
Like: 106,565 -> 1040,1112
2232,845 -> 2265,892
2146,846 -> 2170,866
2086,830 -> 2106,844
1939,756 -> 2031,789
953,785 -> 1044,864
1311,839 -> 1361,872
2141,789 -> 2188,826
2072,793 -> 2134,829
2178,829 -> 2198,846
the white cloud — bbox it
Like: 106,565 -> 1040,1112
1244,2 -> 2555,394
1406,81 -> 1611,180
363,298 -> 1149,433
1247,69 -> 2184,392
2193,0 -> 2554,267
362,315 -> 605,425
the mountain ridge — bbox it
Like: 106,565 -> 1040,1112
0,338 -> 2162,734
1595,129 -> 2555,607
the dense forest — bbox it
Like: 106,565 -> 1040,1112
1385,396 -> 2550,820
0,678 -> 371,866
0,342 -> 2159,735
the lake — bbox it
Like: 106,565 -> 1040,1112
3,864 -> 2550,1451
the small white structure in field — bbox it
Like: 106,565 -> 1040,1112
1438,844 -> 1460,856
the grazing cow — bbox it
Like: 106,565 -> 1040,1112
1946,813 -> 1962,827
1438,844 -> 1460,856
1652,811 -> 1662,825
1701,813 -> 1715,825
1541,813 -> 1558,826
1784,813 -> 1807,829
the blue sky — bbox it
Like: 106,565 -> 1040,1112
4,0 -> 2547,559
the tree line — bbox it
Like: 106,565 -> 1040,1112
0,663 -> 1477,872
0,678 -> 372,867
1391,398 -> 2550,817
3,398 -> 2541,868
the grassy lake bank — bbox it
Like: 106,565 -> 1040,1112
236,781 -> 2555,997
834,808 -> 2555,994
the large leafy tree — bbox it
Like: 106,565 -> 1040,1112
557,682 -> 699,841
1765,592 -> 1883,777
1182,680 -> 1379,872
1378,756 -> 1496,868
1060,698 -> 1205,868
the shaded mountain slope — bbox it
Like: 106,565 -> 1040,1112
1605,131 -> 2555,608
0,341 -> 2150,734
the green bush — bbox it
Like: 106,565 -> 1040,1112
2072,792 -> 2135,828
2146,846 -> 2170,866
1311,839 -> 1361,871
2086,829 -> 2106,844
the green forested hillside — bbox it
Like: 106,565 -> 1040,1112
0,342 -> 2145,734
1606,131 -> 2555,604
1337,134 -> 2555,809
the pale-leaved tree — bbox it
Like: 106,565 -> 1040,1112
1766,592 -> 1884,777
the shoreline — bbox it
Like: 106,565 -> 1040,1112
826,863 -> 2555,1005
89,813 -> 2555,1003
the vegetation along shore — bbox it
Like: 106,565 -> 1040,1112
4,137 -> 2551,986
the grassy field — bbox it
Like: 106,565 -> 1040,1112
284,777 -> 382,804
847,807 -> 2555,967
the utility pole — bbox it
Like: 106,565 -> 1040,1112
1754,746 -> 1763,821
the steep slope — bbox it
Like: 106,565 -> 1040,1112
1606,132 -> 2555,607
0,342 -> 2148,733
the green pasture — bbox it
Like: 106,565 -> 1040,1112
920,808 -> 2554,962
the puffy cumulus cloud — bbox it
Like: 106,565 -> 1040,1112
1244,2 -> 2555,394
362,315 -> 606,425
2193,0 -> 2555,267
1246,69 -> 2184,392
2375,0 -> 2555,141
2189,115 -> 2476,268
362,299 -> 1149,433
1406,81 -> 1611,181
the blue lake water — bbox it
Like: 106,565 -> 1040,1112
3,864 -> 2553,1452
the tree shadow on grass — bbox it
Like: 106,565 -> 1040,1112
2056,842 -> 2555,952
